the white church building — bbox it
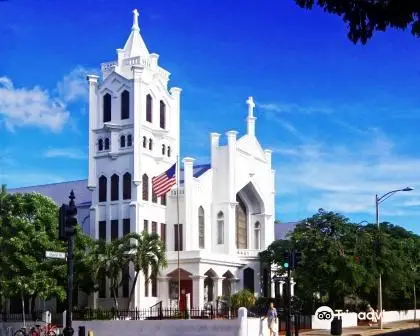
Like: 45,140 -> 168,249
9,9 -> 294,312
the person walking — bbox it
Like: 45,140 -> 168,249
262,302 -> 278,336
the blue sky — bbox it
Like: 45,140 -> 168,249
1,0 -> 420,234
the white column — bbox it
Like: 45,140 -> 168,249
210,133 -> 220,169
291,280 -> 295,297
271,280 -> 275,298
279,281 -> 284,296
238,307 -> 248,336
212,277 -> 224,301
191,275 -> 205,309
87,75 -> 99,190
183,157 -> 195,251
158,276 -> 171,308
132,65 -> 143,185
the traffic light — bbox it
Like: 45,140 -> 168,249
58,204 -> 68,241
291,251 -> 302,269
283,251 -> 290,269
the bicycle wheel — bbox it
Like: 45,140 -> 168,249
13,329 -> 27,336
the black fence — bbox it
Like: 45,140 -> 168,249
247,307 -> 312,331
72,306 -> 237,321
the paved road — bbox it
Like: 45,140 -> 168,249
380,329 -> 420,335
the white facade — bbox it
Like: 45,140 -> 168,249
87,9 -> 278,310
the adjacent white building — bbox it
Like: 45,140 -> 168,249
9,9 -> 295,312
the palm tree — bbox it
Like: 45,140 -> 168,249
92,235 -> 133,310
125,231 -> 167,310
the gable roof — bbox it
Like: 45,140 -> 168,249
236,134 -> 267,161
8,179 -> 91,207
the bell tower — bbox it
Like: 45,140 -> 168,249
86,8 -> 181,238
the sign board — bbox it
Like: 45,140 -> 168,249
272,276 -> 287,282
45,251 -> 66,259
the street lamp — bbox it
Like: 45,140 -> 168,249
375,187 -> 414,329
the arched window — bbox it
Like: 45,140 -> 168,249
161,194 -> 166,206
98,139 -> 103,151
167,146 -> 171,157
143,136 -> 147,148
103,93 -> 111,123
159,100 -> 166,129
142,174 -> 149,201
236,195 -> 247,249
127,134 -> 132,147
98,175 -> 107,202
243,268 -> 255,293
123,172 -> 132,200
111,174 -> 119,201
121,90 -> 129,120
162,144 -> 166,155
149,138 -> 153,150
146,94 -> 152,122
198,206 -> 205,249
254,222 -> 261,250
217,211 -> 224,244
120,135 -> 126,148
104,138 -> 110,150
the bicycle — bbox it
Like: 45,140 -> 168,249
28,324 -> 56,336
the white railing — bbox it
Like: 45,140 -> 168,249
237,249 -> 261,257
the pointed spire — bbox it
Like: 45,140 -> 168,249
246,96 -> 256,136
121,9 -> 149,59
132,9 -> 139,31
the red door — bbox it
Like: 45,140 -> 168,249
179,279 -> 193,310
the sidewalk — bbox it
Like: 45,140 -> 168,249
299,320 -> 420,335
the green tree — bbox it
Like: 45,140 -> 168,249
230,289 -> 256,309
125,231 -> 167,310
0,192 -> 66,319
295,0 -> 420,44
90,235 -> 134,310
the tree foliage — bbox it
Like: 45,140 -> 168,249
295,0 -> 420,44
261,209 -> 420,312
0,191 -> 66,313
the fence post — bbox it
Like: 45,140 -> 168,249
63,311 -> 67,329
238,307 -> 247,336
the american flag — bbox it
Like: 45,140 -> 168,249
152,163 -> 177,197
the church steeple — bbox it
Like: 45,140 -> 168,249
121,9 -> 149,59
246,96 -> 256,136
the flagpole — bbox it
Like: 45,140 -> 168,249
176,154 -> 181,310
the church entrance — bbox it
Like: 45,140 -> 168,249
167,268 -> 193,310
236,182 -> 265,250
236,194 -> 247,249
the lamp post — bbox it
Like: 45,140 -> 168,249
375,187 -> 414,330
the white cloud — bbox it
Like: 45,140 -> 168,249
274,129 -> 420,217
0,66 -> 96,133
43,148 -> 86,160
0,77 -> 69,132
258,102 -> 332,115
56,66 -> 97,104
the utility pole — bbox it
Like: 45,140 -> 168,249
61,191 -> 78,336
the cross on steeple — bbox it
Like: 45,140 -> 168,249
246,96 -> 255,117
132,9 -> 139,31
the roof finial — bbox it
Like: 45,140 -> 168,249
246,96 -> 255,117
132,9 -> 139,31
